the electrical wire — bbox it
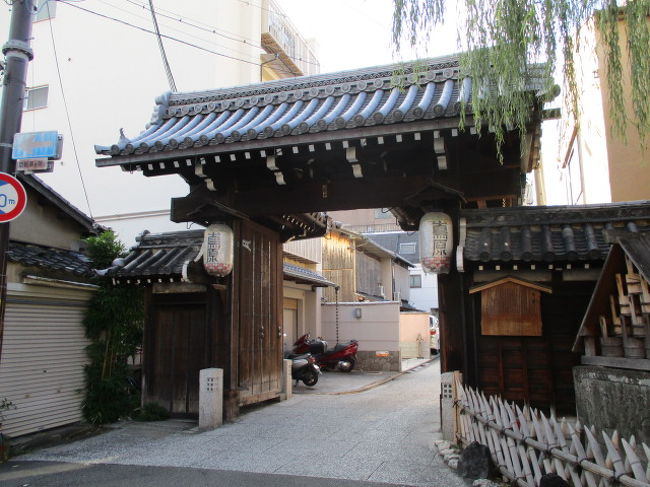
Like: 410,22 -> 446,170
122,0 -> 320,68
95,0 -> 261,63
45,2 -> 93,216
59,0 -> 264,66
148,0 -> 176,91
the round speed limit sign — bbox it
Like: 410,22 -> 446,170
0,172 -> 27,223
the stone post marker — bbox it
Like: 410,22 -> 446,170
281,358 -> 292,400
440,371 -> 461,442
199,368 -> 223,431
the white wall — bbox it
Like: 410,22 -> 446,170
321,301 -> 400,351
409,264 -> 438,313
0,1 -> 265,244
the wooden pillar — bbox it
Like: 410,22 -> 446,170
224,218 -> 241,421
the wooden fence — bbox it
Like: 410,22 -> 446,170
453,375 -> 650,487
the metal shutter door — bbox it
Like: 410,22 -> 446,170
0,295 -> 90,438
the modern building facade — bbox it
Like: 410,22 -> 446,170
2,0 -> 318,246
538,11 -> 650,206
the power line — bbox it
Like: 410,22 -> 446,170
45,2 -> 93,217
121,0 -> 320,68
59,1 -> 263,66
95,0 -> 261,64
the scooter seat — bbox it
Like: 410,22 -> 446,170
333,341 -> 355,351
285,352 -> 311,360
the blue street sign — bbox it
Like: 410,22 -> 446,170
12,131 -> 60,159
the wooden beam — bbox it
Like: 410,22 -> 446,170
581,355 -> 650,371
173,175 -> 456,220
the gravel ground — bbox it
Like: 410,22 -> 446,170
16,361 -> 465,487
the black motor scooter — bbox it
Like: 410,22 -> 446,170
286,352 -> 321,386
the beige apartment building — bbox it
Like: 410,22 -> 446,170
539,11 -> 649,205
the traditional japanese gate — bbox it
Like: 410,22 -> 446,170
96,55 -> 548,418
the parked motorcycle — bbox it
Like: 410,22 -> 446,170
293,334 -> 359,373
286,352 -> 321,386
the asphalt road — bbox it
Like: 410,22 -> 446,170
1,360 -> 465,487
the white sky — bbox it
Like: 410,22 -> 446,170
275,0 -> 459,73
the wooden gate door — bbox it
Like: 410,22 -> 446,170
145,293 -> 209,415
236,220 -> 283,406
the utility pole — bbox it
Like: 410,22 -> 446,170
0,0 -> 34,363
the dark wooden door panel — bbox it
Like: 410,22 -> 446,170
145,294 -> 208,415
236,220 -> 282,406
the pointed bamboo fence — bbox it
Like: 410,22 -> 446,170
453,375 -> 650,487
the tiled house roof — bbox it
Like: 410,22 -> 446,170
108,229 -> 333,286
461,201 -> 650,264
8,242 -> 94,277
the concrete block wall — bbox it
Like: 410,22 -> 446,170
573,365 -> 650,444
356,350 -> 401,372
321,301 -> 401,371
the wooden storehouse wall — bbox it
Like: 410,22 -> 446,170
322,233 -> 355,301
471,277 -> 595,414
356,251 -> 382,298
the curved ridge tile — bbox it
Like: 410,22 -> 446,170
264,100 -> 303,136
298,97 -> 335,133
168,115 -> 208,149
187,111 -> 228,146
246,103 -> 288,139
412,82 -> 436,118
316,94 -> 351,130
215,107 -> 260,143
159,115 -> 204,149
151,117 -> 192,150
392,85 -> 418,121
125,117 -> 178,154
334,92 -> 367,128
125,122 -> 164,147
372,88 -> 400,123
199,109 -> 244,145
352,89 -> 384,126
433,79 -> 454,116
178,112 -> 217,147
231,105 -> 274,140
280,99 -> 319,135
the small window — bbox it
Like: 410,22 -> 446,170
410,274 -> 422,288
34,0 -> 56,22
24,86 -> 49,111
399,242 -> 417,255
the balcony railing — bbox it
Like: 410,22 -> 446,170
261,0 -> 320,77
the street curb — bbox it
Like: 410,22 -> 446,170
323,356 -> 437,395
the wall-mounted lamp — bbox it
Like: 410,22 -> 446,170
354,308 -> 362,319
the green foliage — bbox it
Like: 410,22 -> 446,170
133,402 -> 170,422
82,231 -> 144,425
84,230 -> 127,270
0,398 -> 16,423
392,0 -> 650,151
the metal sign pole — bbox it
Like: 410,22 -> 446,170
0,0 -> 34,363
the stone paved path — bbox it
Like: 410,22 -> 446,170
16,361 -> 465,487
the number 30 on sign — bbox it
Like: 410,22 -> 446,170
0,172 -> 27,223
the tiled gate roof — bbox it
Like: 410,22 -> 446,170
95,55 -> 549,160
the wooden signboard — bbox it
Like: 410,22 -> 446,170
470,277 -> 552,336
